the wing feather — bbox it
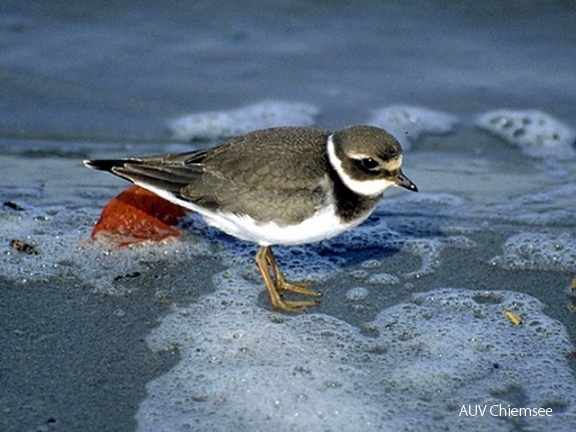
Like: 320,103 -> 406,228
85,127 -> 332,223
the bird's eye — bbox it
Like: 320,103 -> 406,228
359,158 -> 379,171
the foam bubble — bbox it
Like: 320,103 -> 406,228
402,235 -> 476,278
366,272 -> 400,285
367,105 -> 459,149
168,100 -> 319,141
137,281 -> 576,431
490,232 -> 576,272
345,286 -> 370,301
475,109 -> 576,160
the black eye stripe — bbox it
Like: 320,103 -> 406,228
353,157 -> 380,172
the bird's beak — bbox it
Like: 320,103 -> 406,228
395,171 -> 418,192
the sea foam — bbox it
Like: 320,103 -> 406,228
367,105 -> 459,149
168,100 -> 319,141
475,109 -> 576,160
137,279 -> 576,432
0,201 -> 213,295
490,232 -> 576,272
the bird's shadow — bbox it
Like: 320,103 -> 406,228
317,210 -> 447,268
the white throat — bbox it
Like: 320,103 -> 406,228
326,134 -> 397,197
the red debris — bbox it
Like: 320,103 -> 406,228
90,185 -> 187,247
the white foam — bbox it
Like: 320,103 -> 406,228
265,245 -> 341,284
320,220 -> 404,254
345,286 -> 372,312
490,232 -> 576,272
367,105 -> 459,149
345,286 -> 370,301
0,202 -> 213,295
168,100 -> 319,141
366,272 -> 400,285
475,109 -> 576,160
137,281 -> 576,431
401,235 -> 476,278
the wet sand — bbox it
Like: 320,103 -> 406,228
2,0 -> 576,430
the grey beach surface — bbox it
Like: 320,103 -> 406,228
1,1 -> 576,431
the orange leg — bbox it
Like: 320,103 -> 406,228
255,246 -> 321,313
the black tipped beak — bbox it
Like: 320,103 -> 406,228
396,171 -> 418,192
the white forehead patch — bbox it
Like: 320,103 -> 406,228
327,135 -> 398,197
384,155 -> 403,171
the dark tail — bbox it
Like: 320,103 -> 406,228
83,159 -> 137,172
83,158 -> 191,196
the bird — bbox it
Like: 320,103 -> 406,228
84,125 -> 418,312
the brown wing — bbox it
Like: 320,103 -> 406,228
85,127 -> 332,224
181,127 -> 331,223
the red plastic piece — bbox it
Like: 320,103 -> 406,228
90,185 -> 187,247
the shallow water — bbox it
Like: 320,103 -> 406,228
1,1 -> 576,431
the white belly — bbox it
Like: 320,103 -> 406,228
203,203 -> 370,246
136,182 -> 373,246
